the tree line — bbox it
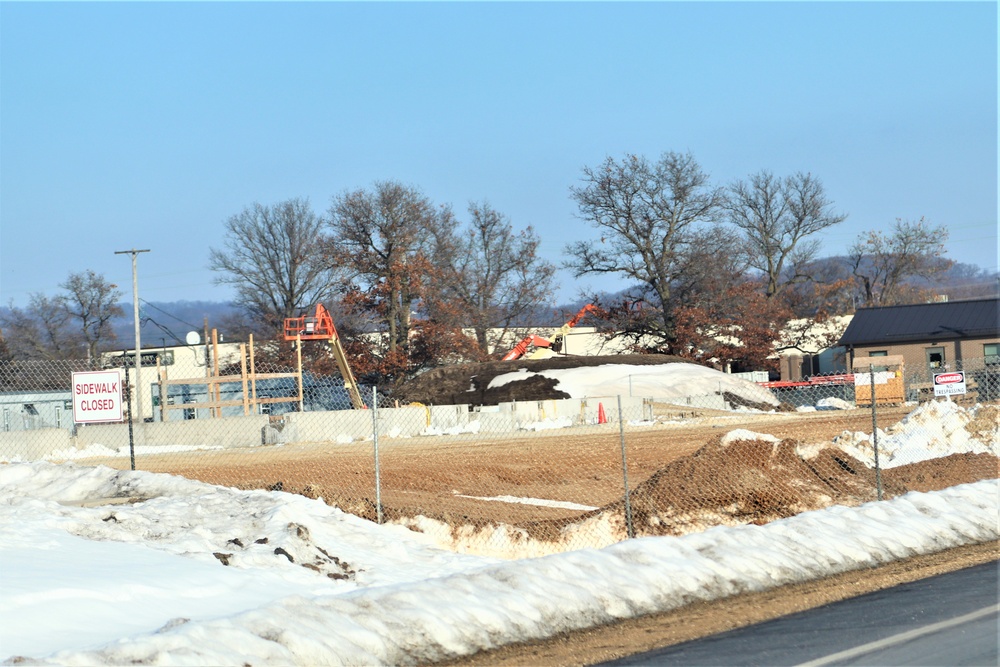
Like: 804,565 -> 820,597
3,150 -> 990,381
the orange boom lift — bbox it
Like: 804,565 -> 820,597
502,304 -> 602,361
283,304 -> 366,410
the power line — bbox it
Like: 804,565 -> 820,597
138,299 -> 202,331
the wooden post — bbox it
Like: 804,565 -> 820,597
296,335 -> 304,412
157,360 -> 168,423
211,328 -> 221,418
240,343 -> 249,416
249,333 -> 258,415
203,317 -> 212,417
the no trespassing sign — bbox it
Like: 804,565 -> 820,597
933,371 -> 967,397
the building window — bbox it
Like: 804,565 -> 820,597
926,347 -> 946,372
985,343 -> 1000,366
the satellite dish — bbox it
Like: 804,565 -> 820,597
185,331 -> 201,345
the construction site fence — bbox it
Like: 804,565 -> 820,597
1,357 -> 997,558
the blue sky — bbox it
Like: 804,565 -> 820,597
1,1 -> 996,310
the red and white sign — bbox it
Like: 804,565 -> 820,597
933,371 -> 967,397
72,370 -> 124,423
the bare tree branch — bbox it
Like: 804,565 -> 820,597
427,201 -> 557,355
209,198 -> 338,331
60,270 -> 124,362
849,217 -> 953,307
725,171 -> 846,298
565,151 -> 724,346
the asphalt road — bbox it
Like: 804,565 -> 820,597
601,560 -> 999,666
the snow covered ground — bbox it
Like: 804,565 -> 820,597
830,398 -> 999,468
490,361 -> 780,407
2,398 -> 998,665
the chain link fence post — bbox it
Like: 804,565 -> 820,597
372,386 -> 383,525
617,395 -> 634,539
124,353 -> 136,471
869,363 -> 883,500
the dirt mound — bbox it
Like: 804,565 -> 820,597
393,354 -> 690,406
514,441 -> 997,542
595,436 -> 905,537
883,452 -> 999,493
966,405 -> 1000,442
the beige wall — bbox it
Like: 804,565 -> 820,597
849,336 -> 1000,399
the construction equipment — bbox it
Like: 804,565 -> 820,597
283,304 -> 366,410
502,304 -> 602,361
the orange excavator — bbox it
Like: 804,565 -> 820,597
284,304 -> 366,409
501,304 -> 602,361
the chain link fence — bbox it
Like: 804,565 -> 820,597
2,357 -> 997,558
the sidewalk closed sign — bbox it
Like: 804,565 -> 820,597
72,370 -> 124,423
933,371 -> 967,397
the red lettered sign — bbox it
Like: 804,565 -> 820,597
72,370 -> 124,423
933,371 -> 966,397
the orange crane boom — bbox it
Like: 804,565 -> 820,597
283,304 -> 366,410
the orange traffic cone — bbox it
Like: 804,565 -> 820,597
597,402 -> 607,424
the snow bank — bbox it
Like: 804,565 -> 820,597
833,399 -> 999,468
16,468 -> 997,666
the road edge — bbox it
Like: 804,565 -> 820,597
431,540 -> 1000,667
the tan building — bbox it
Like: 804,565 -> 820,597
837,297 -> 1000,400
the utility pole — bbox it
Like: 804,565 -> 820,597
115,249 -> 150,425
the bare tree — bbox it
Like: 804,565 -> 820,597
209,198 -> 338,330
0,295 -> 70,360
326,181 -> 452,368
0,331 -> 11,362
725,171 -> 846,299
427,201 -> 557,356
849,218 -> 953,307
60,270 -> 124,362
566,151 -> 724,346
0,272 -> 121,361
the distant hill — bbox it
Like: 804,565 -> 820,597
113,261 -> 998,349
10,257 -> 998,355
110,300 -> 242,350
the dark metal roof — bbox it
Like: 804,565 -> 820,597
838,298 -> 1000,347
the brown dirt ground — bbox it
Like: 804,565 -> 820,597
70,359 -> 998,664
78,393 -> 998,666
122,403 -> 995,540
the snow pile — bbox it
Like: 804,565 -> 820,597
490,362 -> 779,408
38,441 -> 223,463
453,492 -> 599,512
818,396 -> 854,410
1,458 -> 995,665
798,396 -> 854,412
833,399 -> 1000,468
721,429 -> 780,446
519,415 -> 574,431
423,420 -> 483,436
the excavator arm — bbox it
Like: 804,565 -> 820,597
501,334 -> 553,361
501,303 -> 603,360
550,303 -> 603,352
